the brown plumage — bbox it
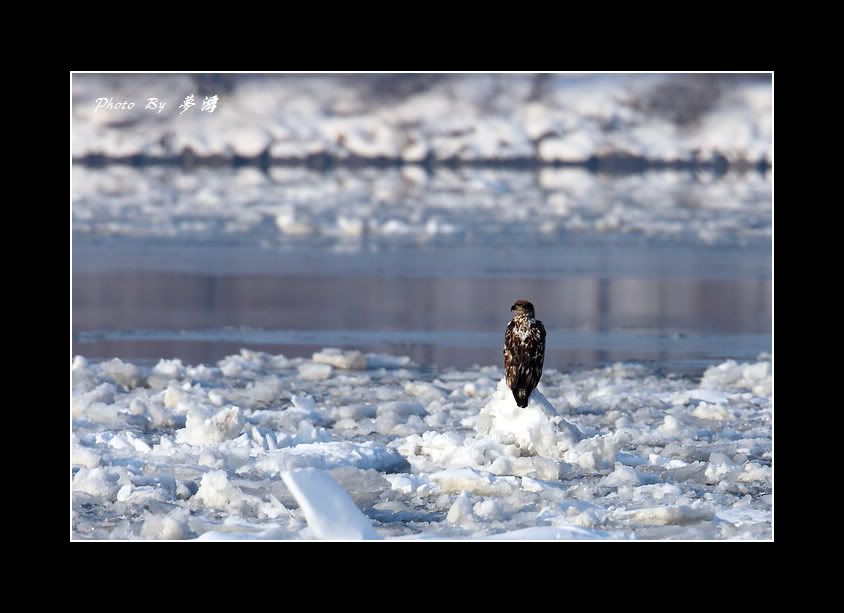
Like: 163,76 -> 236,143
503,299 -> 546,408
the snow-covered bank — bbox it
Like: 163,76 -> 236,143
72,74 -> 771,166
71,349 -> 772,540
72,166 -> 771,247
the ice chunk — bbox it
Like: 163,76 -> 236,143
737,462 -> 771,483
334,404 -> 378,420
383,473 -> 428,495
487,525 -> 616,540
163,384 -> 185,408
72,440 -> 101,468
616,452 -> 648,467
255,441 -> 408,475
446,491 -> 475,526
73,467 -> 120,499
243,376 -> 282,404
670,388 -> 730,405
195,470 -> 255,509
622,504 -> 715,526
116,484 -> 167,506
101,358 -> 141,388
658,414 -> 688,439
281,468 -> 380,540
405,381 -> 447,403
297,362 -> 333,380
291,394 -> 316,412
175,406 -> 245,446
312,348 -> 367,370
601,463 -> 642,487
365,353 -> 413,369
476,379 -> 582,459
430,468 -> 515,497
709,453 -> 736,467
328,466 -> 390,507
153,358 -> 185,379
140,509 -> 188,540
692,402 -> 732,420
337,216 -> 365,238
195,525 -> 291,540
565,432 -> 625,473
377,401 -> 427,418
72,382 -> 117,421
701,360 -> 771,396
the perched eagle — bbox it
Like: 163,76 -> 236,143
503,299 -> 546,408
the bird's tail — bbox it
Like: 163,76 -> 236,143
515,389 -> 529,408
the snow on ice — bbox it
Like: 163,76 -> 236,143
71,349 -> 772,540
72,74 -> 771,166
72,165 -> 771,248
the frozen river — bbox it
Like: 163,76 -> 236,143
71,164 -> 772,540
72,166 -> 770,374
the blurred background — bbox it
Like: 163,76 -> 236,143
71,73 -> 772,373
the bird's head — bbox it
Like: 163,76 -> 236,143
511,299 -> 536,317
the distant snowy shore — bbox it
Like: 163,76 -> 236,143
72,348 -> 772,540
72,74 -> 771,168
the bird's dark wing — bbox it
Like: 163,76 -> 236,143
504,320 -> 518,390
504,319 -> 546,394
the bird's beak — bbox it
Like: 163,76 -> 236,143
510,304 -> 516,311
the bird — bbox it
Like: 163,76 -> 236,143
503,299 -> 547,408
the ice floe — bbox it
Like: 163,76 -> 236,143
72,165 -> 771,247
281,468 -> 381,540
71,348 -> 772,540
